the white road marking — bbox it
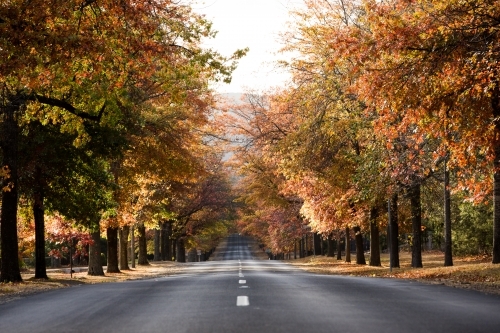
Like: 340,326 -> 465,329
239,273 -> 244,277
239,286 -> 249,288
239,280 -> 246,284
237,296 -> 249,306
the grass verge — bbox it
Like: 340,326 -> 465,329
285,251 -> 500,296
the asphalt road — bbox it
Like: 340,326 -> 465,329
1,234 -> 499,333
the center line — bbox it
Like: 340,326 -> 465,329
237,296 -> 249,306
239,280 -> 246,284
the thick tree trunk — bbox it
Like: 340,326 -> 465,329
353,226 -> 366,265
166,221 -> 173,261
173,238 -> 177,260
176,238 -> 186,262
389,194 -> 400,268
345,227 -> 351,263
336,232 -> 342,260
492,85 -> 500,263
444,160 -> 453,267
88,229 -> 104,276
154,228 -> 160,261
409,184 -> 423,268
313,233 -> 321,255
137,224 -> 149,265
327,233 -> 335,257
130,226 -> 135,268
119,226 -> 129,270
161,222 -> 167,261
369,207 -> 381,266
0,99 -> 22,283
34,166 -> 48,279
106,227 -> 120,273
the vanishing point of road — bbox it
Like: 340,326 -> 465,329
1,234 -> 499,333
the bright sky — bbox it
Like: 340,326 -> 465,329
189,0 -> 301,93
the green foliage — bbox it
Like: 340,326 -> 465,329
454,201 -> 493,255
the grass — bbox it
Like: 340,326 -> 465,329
0,261 -> 185,304
285,251 -> 500,295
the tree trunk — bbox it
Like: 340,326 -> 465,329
173,238 -> 177,260
491,84 -> 500,264
444,159 -> 453,266
137,224 -> 149,265
345,227 -> 351,263
34,166 -> 48,279
130,226 -> 135,268
299,236 -> 304,258
161,222 -> 167,261
313,233 -> 321,255
0,99 -> 22,283
336,232 -> 342,260
88,229 -> 104,276
106,227 -> 120,273
409,184 -> 423,268
154,228 -> 160,261
176,238 -> 186,262
389,194 -> 400,268
119,226 -> 129,270
369,207 -> 381,266
166,221 -> 173,261
327,233 -> 335,257
353,226 -> 366,265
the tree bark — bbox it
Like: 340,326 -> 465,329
369,207 -> 381,266
492,83 -> 500,263
345,227 -> 351,263
88,229 -> 104,276
0,99 -> 22,283
34,166 -> 48,279
166,221 -> 173,261
327,233 -> 335,257
444,159 -> 453,266
161,222 -> 167,261
137,224 -> 149,265
119,226 -> 129,270
130,226 -> 135,268
336,232 -> 342,260
389,194 -> 400,268
353,226 -> 366,265
154,228 -> 160,261
176,238 -> 186,262
106,227 -> 120,273
409,184 -> 423,268
313,233 -> 321,255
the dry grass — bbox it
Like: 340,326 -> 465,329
0,261 -> 185,304
285,251 -> 500,295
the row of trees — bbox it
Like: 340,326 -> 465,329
0,0 -> 245,282
224,0 -> 500,266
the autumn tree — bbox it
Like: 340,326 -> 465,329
0,0 -> 244,281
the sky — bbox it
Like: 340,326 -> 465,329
189,0 -> 302,94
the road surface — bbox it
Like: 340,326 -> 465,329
1,234 -> 499,332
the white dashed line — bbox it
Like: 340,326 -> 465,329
239,280 -> 246,284
237,296 -> 249,306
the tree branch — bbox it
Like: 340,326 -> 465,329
28,94 -> 105,122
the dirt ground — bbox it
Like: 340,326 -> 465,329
285,251 -> 500,296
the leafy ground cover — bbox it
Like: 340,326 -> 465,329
0,261 -> 186,304
285,251 -> 500,296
